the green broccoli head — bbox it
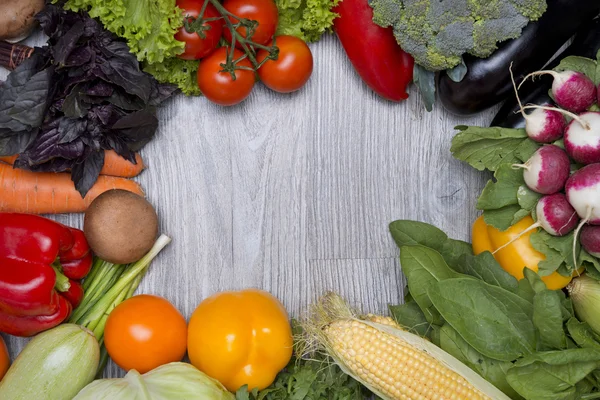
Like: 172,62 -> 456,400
370,0 -> 547,71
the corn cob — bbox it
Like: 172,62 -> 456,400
300,293 -> 512,400
326,319 -> 489,400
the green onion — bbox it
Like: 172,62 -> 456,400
70,234 -> 172,377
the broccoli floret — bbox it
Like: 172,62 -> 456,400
370,0 -> 547,71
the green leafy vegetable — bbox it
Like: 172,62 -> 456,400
369,0 -> 547,71
143,58 -> 200,96
451,126 -> 538,172
454,252 -> 519,293
58,0 -> 185,64
275,0 -> 340,42
567,318 -> 600,351
477,164 -> 531,230
389,301 -> 433,337
389,220 -> 472,270
429,278 -> 536,361
400,245 -> 463,325
506,349 -> 600,400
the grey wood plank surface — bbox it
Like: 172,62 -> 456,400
1,34 -> 497,379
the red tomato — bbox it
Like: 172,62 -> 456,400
197,47 -> 256,106
0,336 -> 9,381
222,0 -> 278,48
175,0 -> 223,60
257,36 -> 313,93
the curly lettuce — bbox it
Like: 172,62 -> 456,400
143,58 -> 200,96
275,0 -> 340,42
58,0 -> 185,64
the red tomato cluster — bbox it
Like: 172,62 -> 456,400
175,0 -> 313,105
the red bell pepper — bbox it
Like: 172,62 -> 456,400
333,0 -> 414,101
0,213 -> 92,336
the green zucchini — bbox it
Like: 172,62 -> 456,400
0,324 -> 99,400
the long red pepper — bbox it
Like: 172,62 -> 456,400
333,0 -> 414,101
0,213 -> 92,336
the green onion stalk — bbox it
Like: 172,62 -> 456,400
69,234 -> 172,378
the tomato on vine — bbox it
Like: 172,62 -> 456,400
175,0 -> 223,60
257,36 -> 313,93
197,47 -> 256,106
222,0 -> 279,48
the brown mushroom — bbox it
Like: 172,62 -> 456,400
0,0 -> 45,43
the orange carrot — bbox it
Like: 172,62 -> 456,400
0,150 -> 145,178
0,163 -> 145,214
101,150 -> 145,178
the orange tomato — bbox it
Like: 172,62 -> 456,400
0,335 -> 9,380
188,289 -> 292,392
104,294 -> 187,373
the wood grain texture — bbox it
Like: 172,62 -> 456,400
1,34 -> 497,378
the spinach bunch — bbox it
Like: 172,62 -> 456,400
389,220 -> 600,400
0,5 -> 176,196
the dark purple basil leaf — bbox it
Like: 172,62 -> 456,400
111,109 -> 158,143
102,134 -> 135,162
99,57 -> 152,102
58,117 -> 88,144
36,5 -> 63,38
107,89 -> 145,111
20,120 -> 85,164
62,84 -> 91,118
7,67 -> 54,128
53,20 -> 85,65
86,80 -> 113,97
64,46 -> 93,67
0,129 -> 38,156
148,83 -> 178,106
14,156 -> 74,173
71,149 -> 105,197
88,104 -> 124,126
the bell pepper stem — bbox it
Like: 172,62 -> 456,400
52,265 -> 71,292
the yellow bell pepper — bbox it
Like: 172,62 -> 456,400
472,215 -> 578,290
187,289 -> 293,392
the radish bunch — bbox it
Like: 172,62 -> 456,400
505,66 -> 600,264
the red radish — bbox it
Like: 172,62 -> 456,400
566,163 -> 600,225
535,193 -> 579,236
564,112 -> 600,164
513,145 -> 570,194
492,194 -> 579,255
520,70 -> 597,113
509,65 -> 565,143
581,225 -> 600,257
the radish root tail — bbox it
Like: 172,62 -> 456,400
492,222 -> 541,255
512,163 -> 530,171
521,105 -> 590,130
518,70 -> 558,90
509,62 -> 527,119
572,207 -> 592,273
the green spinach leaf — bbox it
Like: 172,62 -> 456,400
389,220 -> 472,270
533,290 -> 567,350
454,252 -> 519,293
429,278 -> 536,361
389,301 -> 433,338
506,349 -> 600,400
400,245 -> 463,325
451,126 -> 535,172
567,318 -> 600,350
439,324 -> 521,399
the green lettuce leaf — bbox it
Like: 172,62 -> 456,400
143,58 -> 201,96
59,0 -> 185,64
276,0 -> 340,42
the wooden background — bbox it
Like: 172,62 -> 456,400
1,34 -> 498,378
